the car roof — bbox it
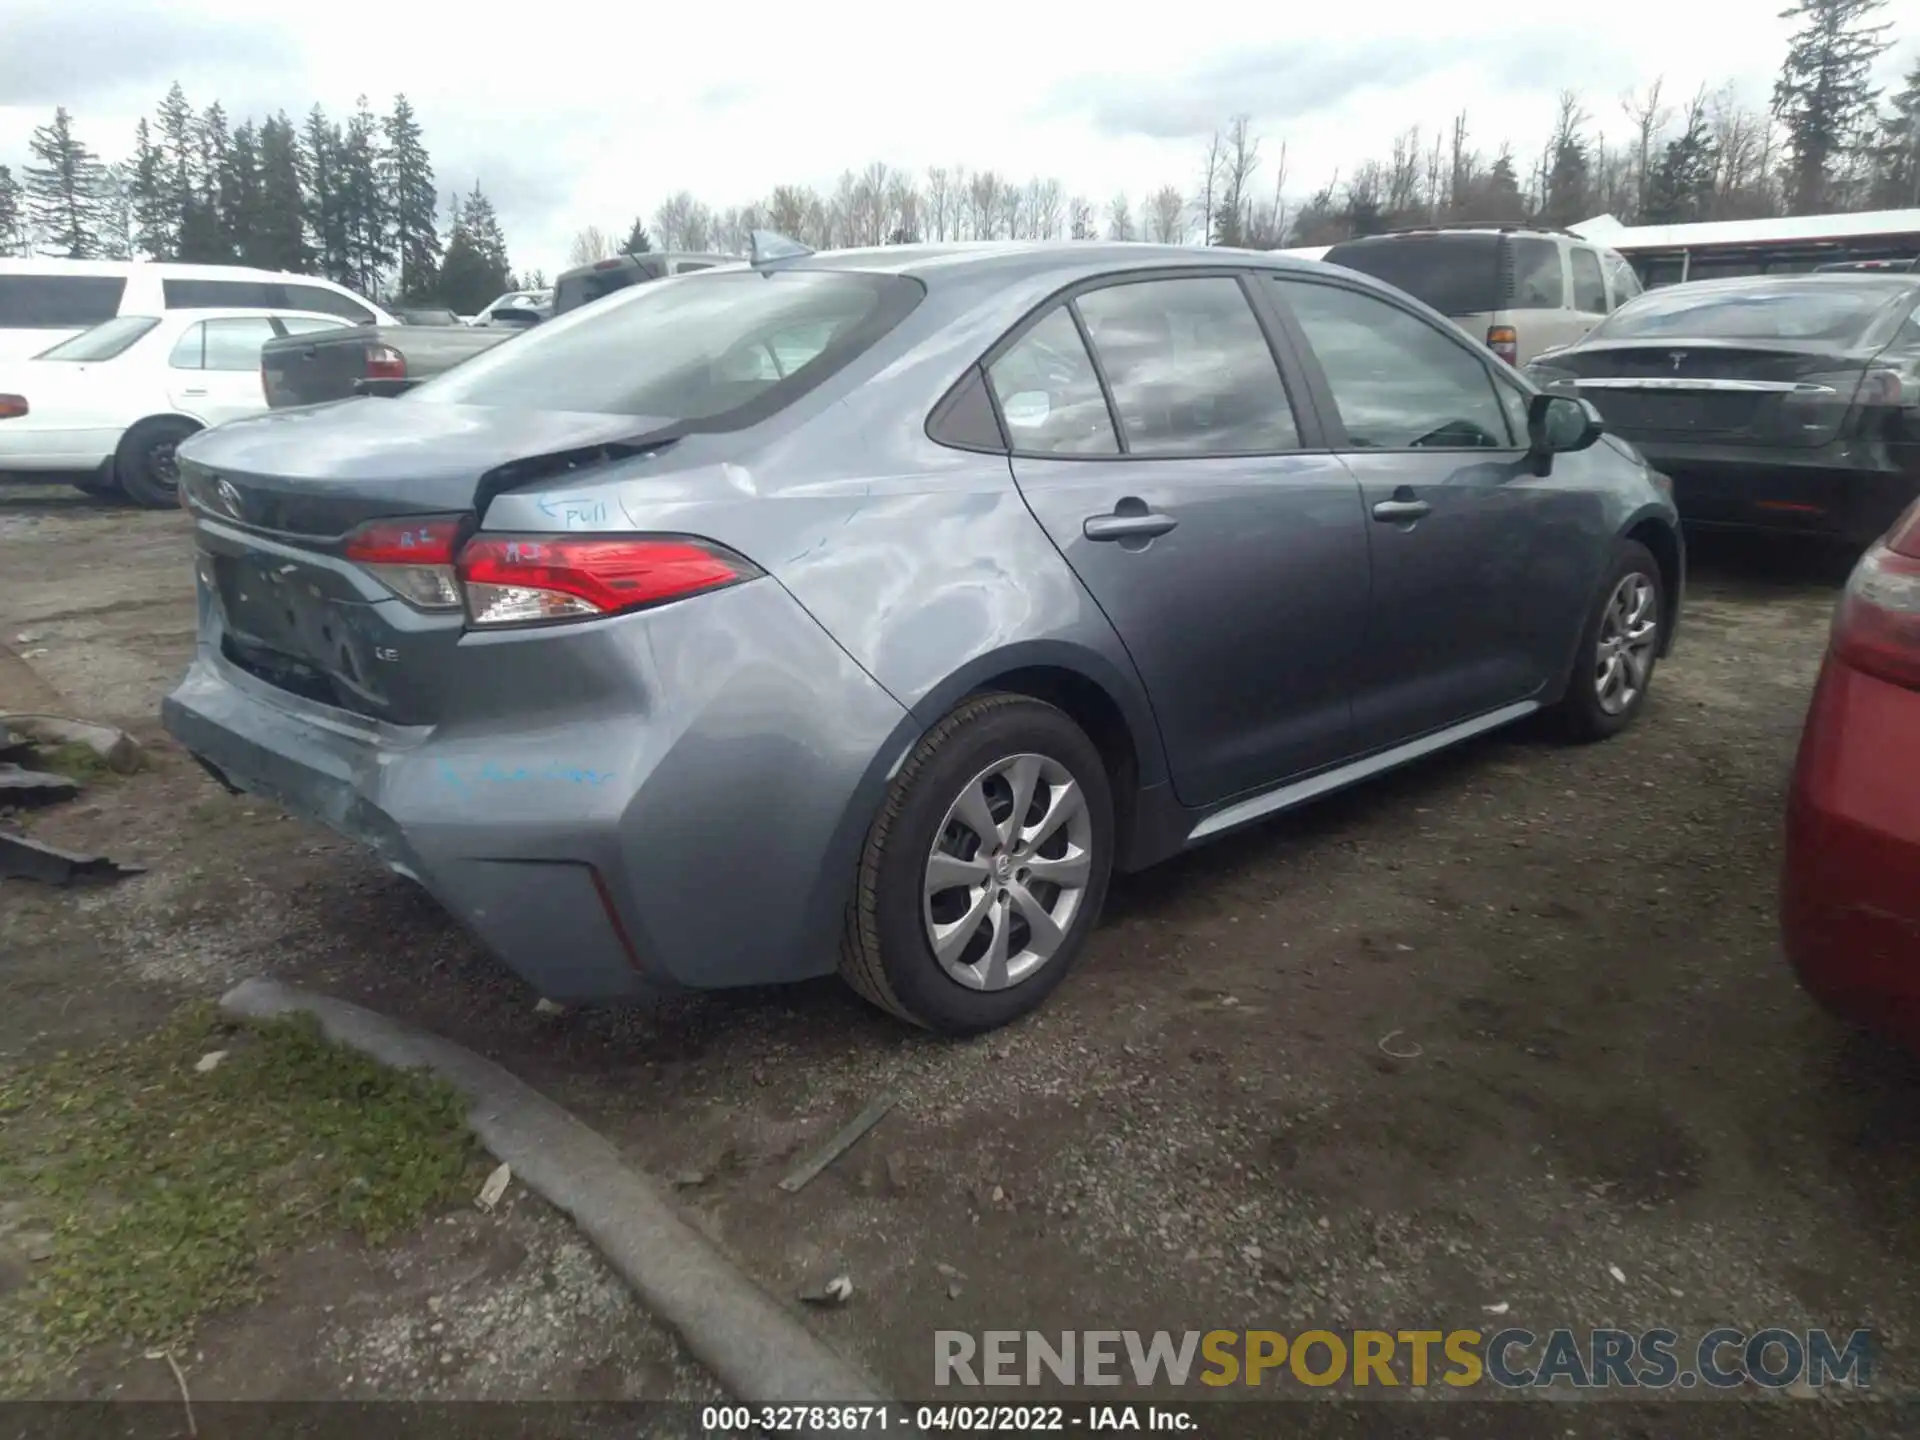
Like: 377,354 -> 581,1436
782,241 -> 1329,284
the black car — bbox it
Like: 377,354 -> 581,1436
1525,274 -> 1920,546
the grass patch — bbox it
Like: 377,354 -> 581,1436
32,743 -> 114,784
0,1004 -> 480,1374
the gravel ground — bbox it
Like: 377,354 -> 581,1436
1,479 -> 1913,1430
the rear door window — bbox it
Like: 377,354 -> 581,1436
1570,249 -> 1609,313
1510,238 -> 1566,309
1273,278 -> 1514,449
1073,275 -> 1300,455
1320,234 -> 1502,316
0,275 -> 127,328
986,306 -> 1118,456
202,317 -> 278,370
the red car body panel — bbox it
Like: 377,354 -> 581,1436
1783,610 -> 1920,1048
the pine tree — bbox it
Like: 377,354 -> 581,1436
0,167 -> 25,257
621,216 -> 652,253
128,118 -> 173,259
303,106 -> 351,286
1643,112 -> 1719,224
1870,59 -> 1920,208
254,114 -> 312,274
24,107 -> 108,258
155,82 -> 198,245
437,183 -> 511,312
220,120 -> 263,265
382,95 -> 440,300
98,163 -> 135,259
338,96 -> 390,295
1775,0 -> 1893,213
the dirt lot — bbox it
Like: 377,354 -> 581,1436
2,479 -> 1915,1422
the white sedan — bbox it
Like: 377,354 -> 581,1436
0,308 -> 353,507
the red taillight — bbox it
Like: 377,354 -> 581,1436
1832,511 -> 1920,690
0,394 -> 27,420
456,535 -> 757,627
343,514 -> 465,609
1487,326 -> 1518,366
593,259 -> 624,270
365,345 -> 406,381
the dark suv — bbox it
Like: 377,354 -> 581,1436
550,250 -> 739,318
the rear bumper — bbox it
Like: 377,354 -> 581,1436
1633,440 -> 1917,546
0,425 -> 120,473
1781,656 -> 1920,1048
162,575 -> 912,1000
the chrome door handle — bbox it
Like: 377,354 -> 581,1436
181,388 -> 208,397
1084,512 -> 1178,542
1372,499 -> 1431,523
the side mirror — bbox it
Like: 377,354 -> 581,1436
1526,393 -> 1603,475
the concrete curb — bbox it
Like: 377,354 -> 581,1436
220,977 -> 889,1407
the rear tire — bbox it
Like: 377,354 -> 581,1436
115,417 -> 199,509
840,694 -> 1115,1035
1556,538 -> 1664,742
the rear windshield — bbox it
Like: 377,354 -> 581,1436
1592,282 -> 1898,344
35,315 -> 160,360
0,275 -> 127,329
1322,234 -> 1501,316
413,269 -> 923,424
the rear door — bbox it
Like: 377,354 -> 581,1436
996,271 -> 1371,807
167,317 -> 278,424
1268,273 -> 1600,749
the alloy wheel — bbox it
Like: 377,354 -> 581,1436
1595,572 -> 1659,716
922,752 -> 1094,991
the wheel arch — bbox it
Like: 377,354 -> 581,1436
113,412 -> 204,472
1621,508 -> 1684,657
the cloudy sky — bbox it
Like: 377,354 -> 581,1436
2,0 -> 1911,277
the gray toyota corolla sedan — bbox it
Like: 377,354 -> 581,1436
162,240 -> 1684,1034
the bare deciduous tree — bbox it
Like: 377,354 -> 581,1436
1146,184 -> 1186,244
567,224 -> 613,266
1105,192 -> 1136,241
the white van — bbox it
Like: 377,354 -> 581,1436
0,259 -> 394,362
1319,224 -> 1644,367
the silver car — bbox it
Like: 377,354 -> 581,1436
163,243 -> 1684,1034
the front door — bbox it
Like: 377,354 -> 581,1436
1268,273 -> 1601,751
991,273 -> 1371,809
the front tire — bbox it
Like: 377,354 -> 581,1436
840,694 -> 1115,1035
115,417 -> 200,509
1556,538 -> 1664,742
